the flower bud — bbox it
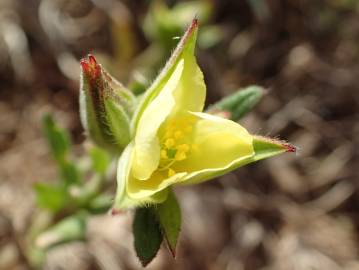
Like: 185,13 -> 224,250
80,54 -> 136,154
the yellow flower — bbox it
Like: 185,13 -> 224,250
113,20 -> 293,209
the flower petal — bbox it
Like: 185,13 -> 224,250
131,19 -> 200,132
127,171 -> 187,199
113,143 -> 170,209
171,50 -> 206,114
132,60 -> 184,180
175,112 -> 255,185
113,143 -> 134,209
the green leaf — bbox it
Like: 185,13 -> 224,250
70,175 -> 103,206
88,194 -> 113,214
59,161 -> 80,185
42,114 -> 70,163
208,85 -> 264,121
144,1 -> 211,49
89,146 -> 111,174
33,182 -> 69,212
42,114 -> 80,185
156,190 -> 181,257
36,213 -> 87,249
133,207 -> 163,267
198,25 -> 223,49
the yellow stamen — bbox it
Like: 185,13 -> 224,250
168,168 -> 176,177
175,151 -> 187,161
161,150 -> 168,159
177,144 -> 190,152
159,117 -> 195,175
165,138 -> 175,148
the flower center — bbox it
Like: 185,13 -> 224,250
158,117 -> 196,177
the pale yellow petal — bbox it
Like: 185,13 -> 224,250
127,170 -> 187,199
132,59 -> 184,180
113,143 -> 134,209
131,19 -> 199,132
113,143 -> 170,209
171,54 -> 206,114
174,112 -> 255,185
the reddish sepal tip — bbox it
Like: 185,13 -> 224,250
80,54 -> 100,79
169,247 -> 176,258
80,59 -> 89,71
88,54 -> 97,65
188,18 -> 198,33
283,143 -> 296,153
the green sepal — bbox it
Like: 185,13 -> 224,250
155,190 -> 181,257
103,98 -> 131,150
133,207 -> 163,267
207,85 -> 265,121
251,135 -> 296,161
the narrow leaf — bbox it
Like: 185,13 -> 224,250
42,114 -> 70,163
89,146 -> 111,175
42,114 -> 80,185
133,207 -> 163,267
156,190 -> 181,257
59,161 -> 80,185
88,194 -> 113,214
208,85 -> 264,121
33,182 -> 68,212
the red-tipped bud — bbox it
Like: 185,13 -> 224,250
80,54 -> 136,154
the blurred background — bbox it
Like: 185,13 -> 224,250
1,0 -> 359,269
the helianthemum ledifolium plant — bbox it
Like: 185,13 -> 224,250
80,19 -> 295,266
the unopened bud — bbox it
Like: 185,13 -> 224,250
80,54 -> 136,154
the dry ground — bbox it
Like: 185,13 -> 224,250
1,0 -> 359,269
